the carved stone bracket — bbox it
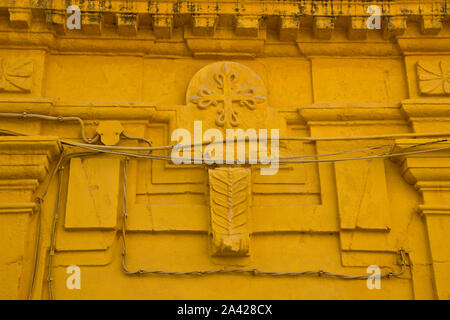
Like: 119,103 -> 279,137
235,16 -> 260,37
117,14 -> 138,36
279,15 -> 299,41
421,15 -> 444,35
314,17 -> 335,40
383,16 -> 407,39
8,8 -> 32,29
192,14 -> 218,37
153,14 -> 173,39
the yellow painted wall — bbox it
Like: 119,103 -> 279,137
0,1 -> 449,300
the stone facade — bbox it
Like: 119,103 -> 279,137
0,0 -> 449,299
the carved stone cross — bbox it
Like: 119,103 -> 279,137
190,62 -> 266,128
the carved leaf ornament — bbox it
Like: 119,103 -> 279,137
0,57 -> 33,93
417,61 -> 450,96
209,168 -> 250,256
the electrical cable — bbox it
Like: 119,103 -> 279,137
39,149 -> 412,299
4,110 -> 444,297
0,112 -> 99,143
58,131 -> 450,153
27,151 -> 101,300
120,132 -> 153,154
120,160 -> 407,280
27,197 -> 42,300
60,139 -> 450,164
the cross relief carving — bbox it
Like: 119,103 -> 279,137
189,62 -> 267,128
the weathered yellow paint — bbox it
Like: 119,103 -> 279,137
0,0 -> 449,300
65,157 -> 121,230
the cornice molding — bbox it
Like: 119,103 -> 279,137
402,99 -> 450,118
0,136 -> 62,212
0,136 -> 61,160
1,1 -> 449,43
392,138 -> 450,185
298,103 -> 403,122
4,1 -> 446,17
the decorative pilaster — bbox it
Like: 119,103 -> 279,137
0,136 -> 61,299
393,139 -> 450,300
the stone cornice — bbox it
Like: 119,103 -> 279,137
298,102 -> 403,122
0,136 -> 62,218
0,136 -> 62,182
402,99 -> 450,118
392,139 -> 450,185
0,1 -> 449,48
3,0 -> 447,17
